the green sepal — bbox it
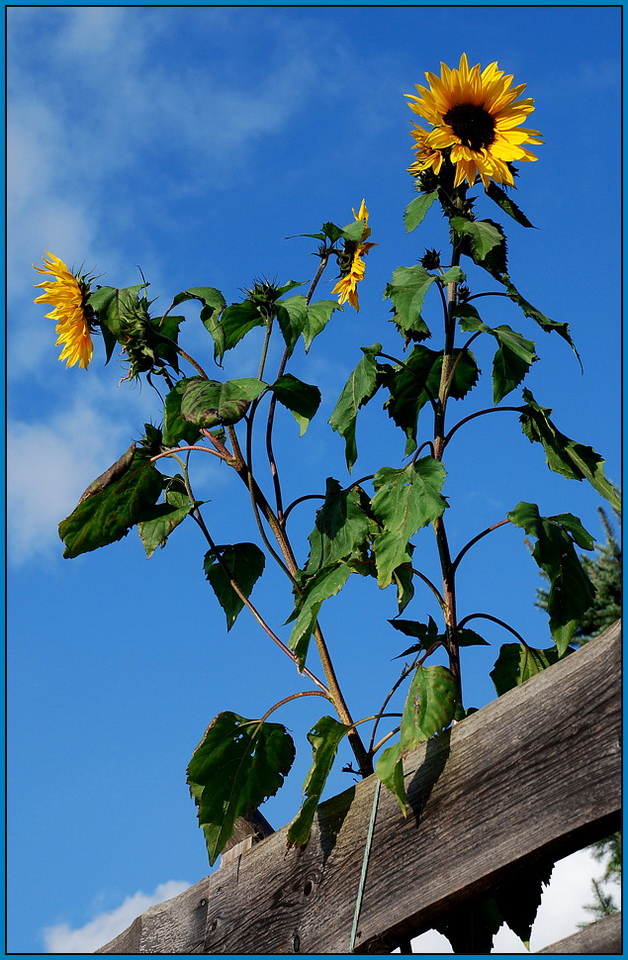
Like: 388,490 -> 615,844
490,642 -> 572,696
384,265 -> 434,344
187,711 -> 295,866
370,459 -> 448,588
404,191 -> 438,232
180,376 -> 267,429
329,343 -> 384,470
203,542 -> 266,631
508,501 -> 595,653
138,476 -> 197,558
287,562 -> 352,668
287,716 -> 351,848
59,449 -> 164,559
519,390 -> 620,510
269,373 -> 321,435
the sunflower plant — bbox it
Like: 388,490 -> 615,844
37,55 -> 619,953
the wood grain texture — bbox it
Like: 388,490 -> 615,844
97,621 -> 621,955
538,911 -> 622,954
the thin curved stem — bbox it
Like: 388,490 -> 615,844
467,291 -> 511,302
259,689 -> 330,724
150,444 -> 226,465
282,492 -> 326,523
371,726 -> 401,756
457,612 -> 531,648
451,519 -> 511,575
444,405 -> 523,449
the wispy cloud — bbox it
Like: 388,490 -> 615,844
42,880 -> 189,953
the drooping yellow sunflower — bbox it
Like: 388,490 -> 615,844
34,251 -> 94,369
332,200 -> 376,311
407,53 -> 543,188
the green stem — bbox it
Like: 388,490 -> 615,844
444,405 -> 523,449
457,612 -> 531,648
451,519 -> 511,575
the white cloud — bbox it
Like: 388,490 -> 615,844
410,847 -> 621,953
7,386 -> 145,565
42,880 -> 189,954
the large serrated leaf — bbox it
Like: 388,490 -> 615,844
287,716 -> 351,847
59,453 -> 163,559
220,300 -> 265,353
270,373 -> 321,435
304,478 -> 371,574
138,480 -> 196,558
450,216 -> 503,261
490,642 -> 570,696
203,543 -> 266,630
399,664 -> 457,751
500,274 -> 581,362
375,742 -> 407,814
328,343 -> 383,470
275,295 -> 309,354
508,502 -> 595,653
180,377 -> 267,428
172,287 -> 227,363
370,459 -> 448,588
457,307 -> 538,403
287,562 -> 352,667
404,191 -> 438,232
384,265 -> 434,343
519,390 -> 620,509
187,712 -> 295,865
485,180 -> 535,228
302,299 -> 340,352
162,379 -> 203,446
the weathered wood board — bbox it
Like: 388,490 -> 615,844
97,621 -> 621,954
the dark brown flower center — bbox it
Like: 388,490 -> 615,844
443,103 -> 496,151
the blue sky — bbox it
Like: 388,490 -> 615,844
7,5 -> 621,954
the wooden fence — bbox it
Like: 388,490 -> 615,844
97,620 -> 621,954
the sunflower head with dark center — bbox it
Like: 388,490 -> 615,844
444,103 -> 496,152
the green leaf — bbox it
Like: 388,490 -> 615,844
162,379 -> 203,446
301,299 -> 340,352
270,373 -> 321,435
288,563 -> 352,667
384,265 -> 434,343
328,343 -> 383,470
180,376 -> 267,428
339,218 -> 367,242
76,442 -> 137,502
382,346 -> 438,455
304,478 -> 372,574
275,295 -> 309,355
404,191 -> 438,232
220,300 -> 265,353
287,716 -> 351,847
508,502 -> 595,653
500,274 -> 581,362
490,642 -> 570,696
138,479 -> 196,558
485,180 -> 535,228
379,664 -> 457,813
187,711 -> 295,866
203,543 -> 266,630
495,862 -> 553,948
438,266 -> 466,286
450,216 -> 503,261
456,307 -> 538,403
370,459 -> 448,588
519,390 -> 620,510
399,664 -> 457,751
59,452 -> 163,559
375,743 -> 407,814
173,287 -> 227,363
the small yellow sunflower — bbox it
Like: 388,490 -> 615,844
407,53 -> 543,188
332,200 -> 376,311
34,251 -> 94,369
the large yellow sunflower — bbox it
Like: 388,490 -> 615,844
34,251 -> 94,369
407,53 -> 543,188
332,200 -> 376,311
